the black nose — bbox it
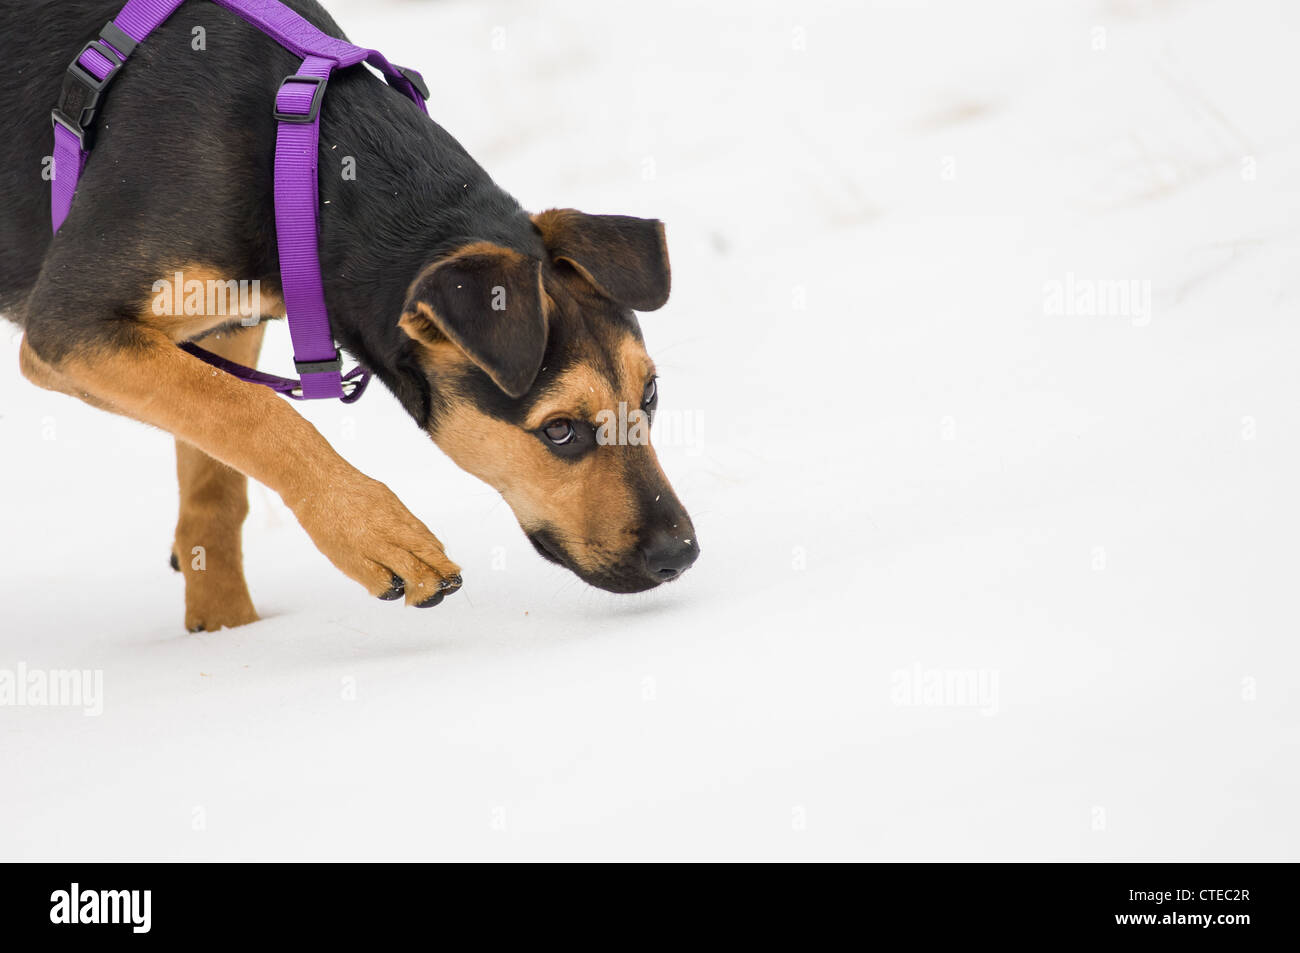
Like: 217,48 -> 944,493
641,531 -> 700,580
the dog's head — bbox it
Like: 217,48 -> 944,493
398,209 -> 699,593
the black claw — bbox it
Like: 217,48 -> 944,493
170,552 -> 180,572
188,624 -> 205,633
378,574 -> 405,601
416,575 -> 463,608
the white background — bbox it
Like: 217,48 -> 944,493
2,0 -> 1297,860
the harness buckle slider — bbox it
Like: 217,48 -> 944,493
399,67 -> 430,101
294,352 -> 344,376
274,74 -> 328,125
99,21 -> 138,59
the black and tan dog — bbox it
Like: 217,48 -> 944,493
0,0 -> 699,631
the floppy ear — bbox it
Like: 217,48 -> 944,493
531,209 -> 671,311
399,242 -> 548,398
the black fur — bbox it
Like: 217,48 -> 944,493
0,0 -> 699,596
0,0 -> 549,425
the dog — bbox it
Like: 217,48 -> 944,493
0,0 -> 699,631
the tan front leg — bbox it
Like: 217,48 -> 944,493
172,325 -> 265,632
21,324 -> 462,619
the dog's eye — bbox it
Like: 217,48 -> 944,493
537,418 -> 592,459
642,378 -> 657,408
542,419 -> 576,445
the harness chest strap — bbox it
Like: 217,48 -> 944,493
50,0 -> 431,402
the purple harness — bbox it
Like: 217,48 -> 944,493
51,0 -> 431,401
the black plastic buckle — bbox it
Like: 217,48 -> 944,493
274,75 -> 328,124
295,352 -> 343,376
51,36 -> 125,149
100,21 -> 138,58
399,67 -> 429,101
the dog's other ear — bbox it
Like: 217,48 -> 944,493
399,242 -> 548,398
532,209 -> 671,312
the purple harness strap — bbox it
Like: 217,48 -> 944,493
178,341 -> 370,403
51,0 -> 431,401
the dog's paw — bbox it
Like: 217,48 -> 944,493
183,581 -> 259,633
185,600 -> 259,633
291,476 -> 463,609
173,541 -> 258,631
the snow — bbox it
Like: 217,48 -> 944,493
2,0 -> 1297,860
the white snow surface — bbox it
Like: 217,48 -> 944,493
2,0 -> 1298,860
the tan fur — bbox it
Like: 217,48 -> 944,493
20,229 -> 682,625
141,264 -> 284,342
172,324 -> 265,631
22,281 -> 461,615
522,362 -> 616,431
396,301 -> 442,348
423,287 -> 667,576
433,401 -> 640,575
616,334 -> 656,402
19,337 -> 120,412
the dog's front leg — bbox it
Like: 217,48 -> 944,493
170,324 -> 265,632
20,325 -> 462,613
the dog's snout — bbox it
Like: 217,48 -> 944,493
641,530 -> 700,580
